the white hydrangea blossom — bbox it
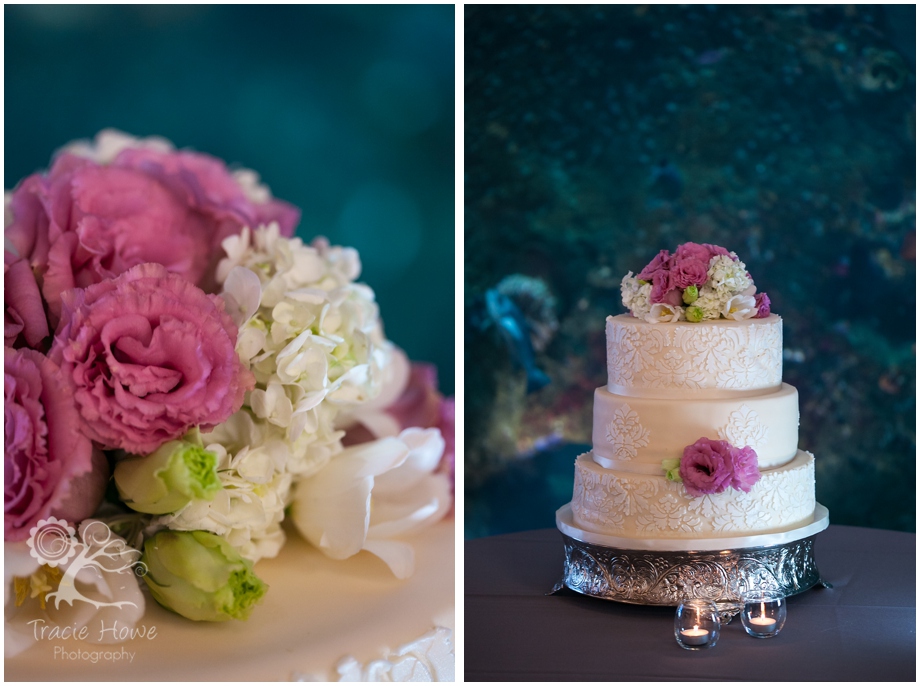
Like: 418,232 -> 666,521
707,253 -> 753,297
159,225 -> 396,562
620,272 -> 652,319
692,285 -> 725,320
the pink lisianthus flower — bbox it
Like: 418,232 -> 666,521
5,140 -> 300,321
729,445 -> 761,492
678,438 -> 735,496
649,270 -> 683,306
49,263 -> 254,454
669,257 -> 709,290
5,347 -> 108,541
4,252 -> 49,349
637,249 -> 673,281
754,292 -> 771,318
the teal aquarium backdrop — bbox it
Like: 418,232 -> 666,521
465,5 -> 914,537
5,4 -> 455,394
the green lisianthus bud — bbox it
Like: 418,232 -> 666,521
685,306 -> 704,323
682,285 -> 699,304
142,530 -> 268,622
662,458 -> 683,482
115,434 -> 221,515
637,279 -> 649,286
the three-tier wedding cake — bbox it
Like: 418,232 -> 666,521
557,243 -> 827,604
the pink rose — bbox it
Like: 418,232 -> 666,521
49,263 -> 254,454
754,292 -> 771,318
669,257 -> 709,289
678,438 -> 735,496
637,249 -> 673,281
6,143 -> 300,320
5,252 -> 49,349
5,347 -> 107,541
729,445 -> 761,492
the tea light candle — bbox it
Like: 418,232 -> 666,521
747,616 -> 777,634
679,626 -> 711,646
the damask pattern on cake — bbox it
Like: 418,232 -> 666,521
572,453 -> 815,537
604,404 -> 650,459
717,404 -> 769,449
606,317 -> 782,392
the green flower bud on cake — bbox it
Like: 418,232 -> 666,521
682,285 -> 699,305
662,458 -> 682,483
685,305 -> 704,323
114,431 -> 221,515
141,530 -> 267,622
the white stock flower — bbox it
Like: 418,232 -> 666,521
5,523 -> 145,657
644,302 -> 683,323
291,428 -> 451,579
722,294 -> 758,320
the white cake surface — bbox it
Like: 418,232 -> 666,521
572,450 -> 816,538
4,521 -> 454,682
606,314 -> 783,398
592,383 -> 800,471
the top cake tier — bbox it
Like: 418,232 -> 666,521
606,314 -> 783,399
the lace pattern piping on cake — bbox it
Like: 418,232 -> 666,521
572,457 -> 814,536
291,626 -> 454,682
604,404 -> 650,460
607,320 -> 782,390
718,404 -> 769,449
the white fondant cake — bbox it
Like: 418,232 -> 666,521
3,521 -> 455,682
571,312 -> 819,541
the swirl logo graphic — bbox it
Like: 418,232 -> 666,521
26,517 -> 78,568
24,518 -> 145,609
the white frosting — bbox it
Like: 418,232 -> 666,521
606,314 -> 783,399
592,383 -> 800,471
571,451 -> 816,538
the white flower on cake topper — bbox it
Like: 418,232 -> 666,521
291,427 -> 452,579
721,294 -> 757,321
645,302 -> 683,324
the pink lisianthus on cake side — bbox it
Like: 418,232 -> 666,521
4,347 -> 107,541
49,263 -> 254,454
677,438 -> 736,497
729,445 -> 762,492
676,437 -> 761,497
4,252 -> 49,349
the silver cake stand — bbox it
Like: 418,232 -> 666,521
555,503 -> 830,620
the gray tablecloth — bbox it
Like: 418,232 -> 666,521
465,525 -> 916,681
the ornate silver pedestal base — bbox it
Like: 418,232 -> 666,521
556,503 -> 830,619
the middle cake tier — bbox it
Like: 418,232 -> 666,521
593,383 -> 799,471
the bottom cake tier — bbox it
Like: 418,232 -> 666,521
571,450 -> 816,539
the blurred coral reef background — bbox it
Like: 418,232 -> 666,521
5,4 -> 455,394
465,5 -> 914,536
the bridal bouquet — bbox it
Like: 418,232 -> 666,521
4,130 -> 454,652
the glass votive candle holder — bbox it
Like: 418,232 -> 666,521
674,599 -> 720,650
740,589 -> 786,638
